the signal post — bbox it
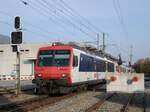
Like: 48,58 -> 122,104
11,16 -> 23,95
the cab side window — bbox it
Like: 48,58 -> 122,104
73,55 -> 78,67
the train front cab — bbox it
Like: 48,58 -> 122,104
32,46 -> 79,94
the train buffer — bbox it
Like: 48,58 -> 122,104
106,73 -> 145,93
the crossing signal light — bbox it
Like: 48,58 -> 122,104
11,31 -> 22,44
14,16 -> 20,29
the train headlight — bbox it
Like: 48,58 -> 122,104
61,74 -> 67,78
37,74 -> 42,77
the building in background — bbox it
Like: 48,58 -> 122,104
0,43 -> 51,80
0,34 -> 10,44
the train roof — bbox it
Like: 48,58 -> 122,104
38,42 -> 119,62
68,42 -> 119,62
39,45 -> 72,51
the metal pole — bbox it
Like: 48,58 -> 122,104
102,32 -> 105,53
97,33 -> 100,50
130,45 -> 133,65
129,45 -> 133,73
16,50 -> 21,95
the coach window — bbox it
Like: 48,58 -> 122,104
96,60 -> 106,72
108,63 -> 114,72
73,55 -> 78,67
87,57 -> 94,72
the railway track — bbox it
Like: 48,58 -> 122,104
121,93 -> 146,112
0,87 -> 15,94
85,93 -> 116,112
0,92 -> 79,112
120,93 -> 135,112
0,87 -> 34,100
0,86 -> 34,94
85,92 -> 147,112
142,93 -> 146,112
1,83 -> 147,112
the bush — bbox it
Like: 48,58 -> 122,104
133,58 -> 150,74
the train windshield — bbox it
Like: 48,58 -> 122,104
38,50 -> 70,67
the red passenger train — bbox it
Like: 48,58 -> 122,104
32,43 -> 128,94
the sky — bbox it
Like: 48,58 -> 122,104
0,0 -> 150,63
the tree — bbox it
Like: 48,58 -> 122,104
133,58 -> 150,74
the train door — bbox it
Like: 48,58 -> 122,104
71,49 -> 80,83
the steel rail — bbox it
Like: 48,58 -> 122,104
120,93 -> 135,112
143,93 -> 146,112
85,93 -> 116,112
0,92 -> 78,112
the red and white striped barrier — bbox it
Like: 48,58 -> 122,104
0,75 -> 34,81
